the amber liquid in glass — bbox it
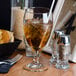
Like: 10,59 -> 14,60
24,21 -> 51,51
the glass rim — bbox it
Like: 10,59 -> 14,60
25,7 -> 49,14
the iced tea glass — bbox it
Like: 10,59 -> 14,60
23,7 -> 52,72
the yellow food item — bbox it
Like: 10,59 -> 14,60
0,29 -> 14,44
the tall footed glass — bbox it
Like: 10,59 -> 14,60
23,7 -> 52,72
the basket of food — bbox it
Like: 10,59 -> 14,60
0,29 -> 21,60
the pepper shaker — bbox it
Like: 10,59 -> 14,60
50,30 -> 64,64
55,35 -> 71,69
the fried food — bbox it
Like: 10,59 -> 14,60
0,29 -> 14,44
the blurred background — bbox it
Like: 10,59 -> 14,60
0,0 -> 11,30
0,0 -> 58,30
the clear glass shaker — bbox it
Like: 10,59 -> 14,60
50,30 -> 64,64
55,35 -> 71,69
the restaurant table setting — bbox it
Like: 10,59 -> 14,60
0,0 -> 76,74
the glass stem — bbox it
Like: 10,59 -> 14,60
33,51 -> 40,64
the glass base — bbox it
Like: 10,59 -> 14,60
55,62 -> 70,69
23,63 -> 48,72
50,56 -> 57,64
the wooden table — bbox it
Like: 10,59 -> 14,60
0,51 -> 76,76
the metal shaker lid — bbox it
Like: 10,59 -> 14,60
55,30 -> 64,35
54,30 -> 65,39
60,35 -> 70,45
